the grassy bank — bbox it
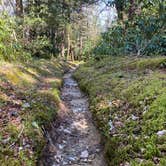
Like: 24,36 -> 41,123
74,56 -> 166,166
0,59 -> 69,165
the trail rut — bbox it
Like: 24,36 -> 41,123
40,68 -> 106,166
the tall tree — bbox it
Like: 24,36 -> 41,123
128,0 -> 136,20
15,0 -> 23,17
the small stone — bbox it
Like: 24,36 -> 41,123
140,148 -> 145,153
135,158 -> 144,163
25,144 -> 31,148
63,129 -> 71,134
73,108 -> 83,113
67,156 -> 78,162
32,121 -> 39,129
58,126 -> 64,131
62,161 -> 68,165
143,106 -> 149,115
120,162 -> 130,166
96,148 -> 100,152
124,162 -> 130,166
54,155 -> 62,163
87,159 -> 93,163
58,144 -> 65,150
89,154 -> 95,160
81,158 -> 88,162
153,157 -> 160,164
108,101 -> 112,107
10,111 -> 18,117
108,120 -> 114,131
80,150 -> 89,158
62,140 -> 67,144
22,103 -> 30,108
114,121 -> 124,128
139,101 -> 143,105
157,130 -> 166,137
2,137 -> 10,144
114,115 -> 119,120
131,114 -> 139,121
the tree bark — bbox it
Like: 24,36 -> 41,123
16,0 -> 23,17
79,36 -> 83,60
67,33 -> 70,60
128,0 -> 136,20
51,28 -> 56,54
61,43 -> 65,58
115,0 -> 124,20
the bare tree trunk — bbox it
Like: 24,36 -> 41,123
67,33 -> 70,60
61,29 -> 65,58
61,43 -> 65,58
115,0 -> 124,20
128,0 -> 136,20
51,28 -> 56,54
16,0 -> 23,17
69,45 -> 74,61
79,36 -> 83,61
71,49 -> 74,61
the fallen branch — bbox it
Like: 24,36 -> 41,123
18,125 -> 24,138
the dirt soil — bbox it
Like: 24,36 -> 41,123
39,67 -> 106,166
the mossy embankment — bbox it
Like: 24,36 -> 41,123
0,59 -> 71,166
74,56 -> 166,166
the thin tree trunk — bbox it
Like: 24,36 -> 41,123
67,33 -> 70,60
16,0 -> 23,17
71,49 -> 74,61
61,29 -> 65,58
61,43 -> 65,58
79,36 -> 83,61
128,0 -> 136,20
115,1 -> 124,20
51,28 -> 56,54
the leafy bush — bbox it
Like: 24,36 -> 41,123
0,15 -> 31,61
25,36 -> 52,58
94,14 -> 166,57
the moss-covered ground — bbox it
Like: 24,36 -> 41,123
0,58 -> 70,166
74,56 -> 166,166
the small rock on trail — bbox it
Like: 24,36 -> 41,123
39,68 -> 106,166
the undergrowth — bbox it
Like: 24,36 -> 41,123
74,56 -> 166,166
0,58 -> 69,165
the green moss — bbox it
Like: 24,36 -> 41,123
74,56 -> 166,166
0,58 -> 69,165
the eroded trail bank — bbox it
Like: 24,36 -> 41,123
39,68 -> 106,166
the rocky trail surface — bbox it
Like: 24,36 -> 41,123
39,68 -> 106,166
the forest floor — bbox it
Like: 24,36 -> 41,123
0,59 -> 70,165
74,56 -> 166,166
0,59 -> 106,166
1,56 -> 166,166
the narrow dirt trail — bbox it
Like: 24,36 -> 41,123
40,68 -> 106,166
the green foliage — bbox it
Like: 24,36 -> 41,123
0,59 -> 67,165
26,36 -> 52,58
94,0 -> 165,57
0,15 -> 32,61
